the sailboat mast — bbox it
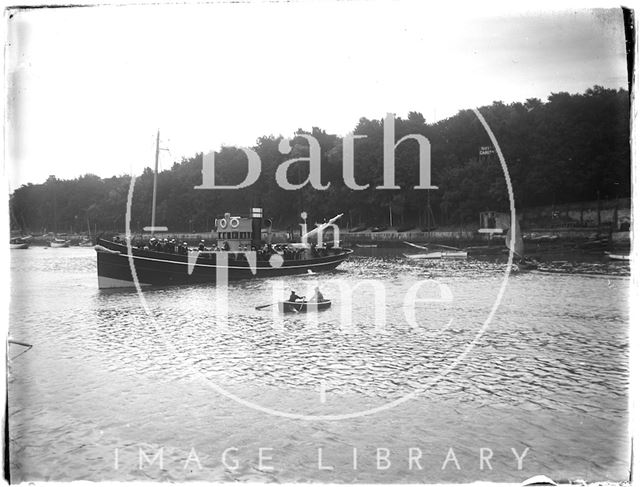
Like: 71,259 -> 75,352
151,130 -> 160,236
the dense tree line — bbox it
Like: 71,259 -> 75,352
9,86 -> 630,234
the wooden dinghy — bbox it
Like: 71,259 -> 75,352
278,300 -> 332,313
402,241 -> 467,260
605,252 -> 631,261
50,238 -> 71,248
403,251 -> 468,260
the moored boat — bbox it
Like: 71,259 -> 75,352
355,243 -> 378,248
50,238 -> 71,248
10,237 -> 31,249
605,252 -> 630,261
403,250 -> 468,260
278,299 -> 332,313
402,241 -> 468,260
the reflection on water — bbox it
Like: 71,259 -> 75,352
8,247 -> 629,482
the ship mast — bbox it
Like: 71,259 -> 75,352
151,129 -> 160,236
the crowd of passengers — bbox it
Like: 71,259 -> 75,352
112,236 -> 333,259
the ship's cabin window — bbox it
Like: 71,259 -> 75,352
217,231 -> 255,241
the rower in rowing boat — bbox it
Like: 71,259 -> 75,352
289,290 -> 304,302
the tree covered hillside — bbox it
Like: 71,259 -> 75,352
10,86 -> 630,233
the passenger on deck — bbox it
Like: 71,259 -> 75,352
289,290 -> 304,302
222,241 -> 230,251
199,240 -> 205,251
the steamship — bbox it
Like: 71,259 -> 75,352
95,209 -> 352,289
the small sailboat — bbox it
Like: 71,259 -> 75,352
505,218 -> 537,271
78,218 -> 94,246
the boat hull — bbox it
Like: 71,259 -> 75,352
278,300 -> 332,313
50,240 -> 70,248
404,251 -> 468,260
95,239 -> 352,289
10,243 -> 30,249
606,253 -> 630,261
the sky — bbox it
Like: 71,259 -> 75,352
3,1 -> 629,191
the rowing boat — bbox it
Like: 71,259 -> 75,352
50,238 -> 70,248
10,237 -> 30,249
278,300 -> 332,313
10,236 -> 32,249
403,241 -> 467,260
403,251 -> 468,260
605,252 -> 630,261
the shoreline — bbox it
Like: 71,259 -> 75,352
14,228 -> 630,251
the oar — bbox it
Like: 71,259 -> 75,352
255,303 -> 275,310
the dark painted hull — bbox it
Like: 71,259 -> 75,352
278,300 -> 332,313
95,239 -> 352,289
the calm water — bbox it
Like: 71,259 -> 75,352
8,247 -> 630,482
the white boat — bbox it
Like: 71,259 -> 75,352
10,236 -> 31,249
605,252 -> 630,261
355,243 -> 378,248
50,238 -> 70,248
403,251 -> 468,260
10,241 -> 29,249
403,241 -> 467,259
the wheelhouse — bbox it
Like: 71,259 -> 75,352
214,207 -> 264,251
